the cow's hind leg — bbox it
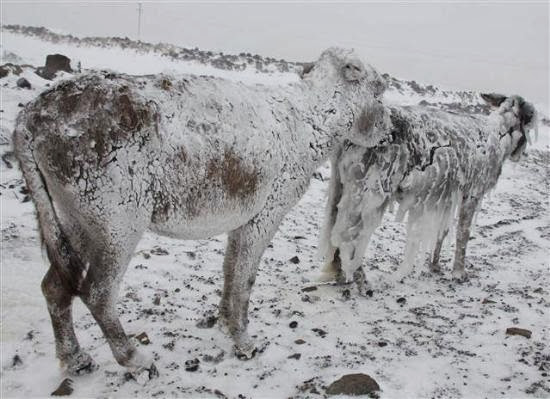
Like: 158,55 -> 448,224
79,249 -> 154,374
76,214 -> 155,375
429,228 -> 448,273
452,195 -> 479,281
42,267 -> 96,375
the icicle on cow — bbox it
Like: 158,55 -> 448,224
13,47 -> 389,375
319,93 -> 537,292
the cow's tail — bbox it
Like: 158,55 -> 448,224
13,121 -> 88,295
317,150 -> 344,281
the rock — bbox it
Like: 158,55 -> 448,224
506,327 -> 532,339
36,54 -> 72,80
151,246 -> 169,256
196,315 -> 218,329
135,332 -> 151,345
148,363 -> 159,379
289,321 -> 298,329
12,354 -> 22,367
396,297 -> 406,304
326,373 -> 380,397
482,298 -> 496,304
153,295 -> 161,305
289,255 -> 300,264
51,378 -> 73,396
0,63 -> 23,78
16,77 -> 31,89
202,351 -> 225,364
288,353 -> 301,360
301,294 -> 320,303
312,328 -> 327,338
295,339 -> 306,345
342,289 -> 351,301
301,286 -> 318,292
185,358 -> 200,372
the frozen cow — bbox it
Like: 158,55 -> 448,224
320,94 -> 537,291
14,48 -> 387,375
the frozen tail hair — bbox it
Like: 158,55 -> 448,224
13,122 -> 88,294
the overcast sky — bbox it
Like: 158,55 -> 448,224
2,1 -> 549,107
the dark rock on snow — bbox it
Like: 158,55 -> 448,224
135,332 -> 151,345
506,327 -> 532,339
36,54 -> 72,80
326,373 -> 380,397
16,77 -> 31,89
51,378 -> 74,396
0,63 -> 23,78
185,358 -> 200,372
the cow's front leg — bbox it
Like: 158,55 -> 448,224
219,211 -> 283,359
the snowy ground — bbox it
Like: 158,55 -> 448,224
1,31 -> 549,398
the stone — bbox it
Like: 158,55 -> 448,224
16,77 -> 31,89
185,358 -> 200,372
135,332 -> 150,345
36,54 -> 72,80
51,378 -> 73,396
312,328 -> 327,338
12,354 -> 22,367
289,255 -> 300,264
506,327 -> 532,339
326,373 -> 380,396
0,63 -> 23,78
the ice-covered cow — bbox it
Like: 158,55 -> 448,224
319,94 -> 537,292
14,47 -> 388,375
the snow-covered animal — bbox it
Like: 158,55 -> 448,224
14,47 -> 389,375
319,94 -> 537,291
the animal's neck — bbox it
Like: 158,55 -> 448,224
302,82 -> 357,166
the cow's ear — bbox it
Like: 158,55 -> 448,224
299,62 -> 315,79
481,93 -> 507,108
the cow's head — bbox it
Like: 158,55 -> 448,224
300,47 -> 372,86
481,93 -> 537,161
300,48 -> 390,147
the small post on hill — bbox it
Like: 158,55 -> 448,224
137,3 -> 143,41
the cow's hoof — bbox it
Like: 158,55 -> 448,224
235,343 -> 257,360
65,351 -> 98,376
429,263 -> 442,274
124,362 -> 159,384
124,349 -> 154,372
452,269 -> 467,282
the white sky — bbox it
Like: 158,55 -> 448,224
2,1 -> 549,108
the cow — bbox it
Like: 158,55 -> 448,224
319,94 -> 537,293
14,47 -> 389,376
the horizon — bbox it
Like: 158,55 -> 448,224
1,2 -> 549,108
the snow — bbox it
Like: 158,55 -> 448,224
1,32 -> 299,86
1,30 -> 549,398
